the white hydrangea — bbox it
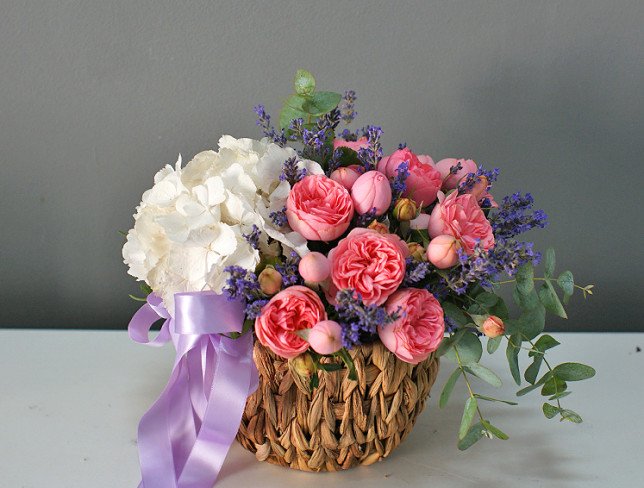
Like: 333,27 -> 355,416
122,136 -> 323,313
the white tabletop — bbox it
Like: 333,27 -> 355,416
1,330 -> 641,487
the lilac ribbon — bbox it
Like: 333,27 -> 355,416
129,291 -> 258,488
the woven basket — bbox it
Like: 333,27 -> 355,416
236,340 -> 440,472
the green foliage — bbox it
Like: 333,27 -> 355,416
544,247 -> 556,278
481,420 -> 509,440
487,336 -> 502,354
457,422 -> 487,450
293,69 -> 316,96
515,263 -> 535,295
279,70 -> 342,130
444,332 -> 483,365
459,397 -> 478,439
441,301 -> 470,327
474,394 -> 517,406
464,363 -> 502,388
538,282 -> 568,319
439,369 -> 461,408
506,335 -> 522,385
552,362 -> 596,381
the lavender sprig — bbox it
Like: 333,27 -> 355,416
458,166 -> 500,194
391,161 -> 410,201
488,192 -> 548,239
269,206 -> 288,227
253,104 -> 287,146
339,90 -> 357,123
334,289 -> 398,348
357,125 -> 383,171
242,224 -> 261,250
279,157 -> 308,186
274,252 -> 302,286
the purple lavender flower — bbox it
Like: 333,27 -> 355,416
334,289 -> 398,348
355,208 -> 378,227
403,258 -> 432,286
242,224 -> 261,250
274,252 -> 302,287
338,128 -> 359,142
223,266 -> 271,320
253,104 -> 287,146
489,192 -> 548,239
390,161 -> 410,201
339,90 -> 357,123
357,125 -> 383,172
458,166 -> 500,194
269,206 -> 288,227
279,157 -> 308,186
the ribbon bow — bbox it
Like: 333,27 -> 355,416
129,292 -> 258,488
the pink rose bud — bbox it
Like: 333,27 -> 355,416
435,158 -> 478,190
258,267 -> 283,295
481,315 -> 505,338
351,170 -> 392,216
307,320 -> 343,355
410,213 -> 430,230
426,234 -> 460,269
298,252 -> 331,282
368,220 -> 390,234
407,242 -> 426,261
330,166 -> 361,190
333,137 -> 369,152
392,198 -> 418,221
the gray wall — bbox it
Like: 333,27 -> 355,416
1,1 -> 642,331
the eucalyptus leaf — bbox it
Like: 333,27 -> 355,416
524,356 -> 543,385
279,104 -> 307,131
441,301 -> 470,327
474,292 -> 499,308
459,397 -> 478,440
515,263 -> 535,295
552,362 -> 596,381
557,271 -> 575,298
481,420 -> 509,440
506,304 -> 545,340
464,363 -> 502,388
516,372 -> 551,396
529,334 -> 560,357
560,409 -> 583,423
488,296 -> 510,320
302,91 -> 342,116
544,247 -> 556,278
538,282 -> 568,319
439,369 -> 461,408
435,328 -> 466,357
457,422 -> 487,450
548,390 -> 572,401
474,394 -> 518,406
293,69 -> 316,96
487,336 -> 502,354
542,402 -> 560,419
506,336 -> 522,385
445,332 -> 483,365
541,376 -> 567,396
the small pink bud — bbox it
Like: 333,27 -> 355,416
307,320 -> 343,355
426,235 -> 460,269
481,315 -> 505,338
409,213 -> 430,230
330,166 -> 361,190
258,267 -> 282,295
351,171 -> 392,216
298,252 -> 331,282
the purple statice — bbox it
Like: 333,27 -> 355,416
242,224 -> 261,250
489,192 -> 548,239
357,125 -> 383,171
390,161 -> 410,201
279,156 -> 308,186
269,206 -> 288,227
458,166 -> 500,194
274,252 -> 302,286
355,207 -> 378,227
253,104 -> 286,146
403,257 -> 432,286
339,90 -> 357,123
223,266 -> 267,319
334,289 -> 398,348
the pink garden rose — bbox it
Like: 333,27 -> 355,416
286,174 -> 354,241
435,158 -> 478,190
378,288 -> 445,364
428,191 -> 495,254
333,137 -> 369,152
378,148 -> 442,206
328,228 -> 406,306
255,285 -> 327,359
351,170 -> 392,216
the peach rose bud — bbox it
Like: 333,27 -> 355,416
426,235 -> 460,269
407,242 -> 426,261
330,166 -> 361,190
481,315 -> 505,338
258,267 -> 282,295
351,170 -> 392,216
392,198 -> 418,221
298,252 -> 331,282
307,320 -> 343,355
367,220 -> 389,234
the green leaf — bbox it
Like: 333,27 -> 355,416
557,271 -> 575,300
548,390 -> 572,401
435,329 -> 466,357
439,369 -> 461,408
542,402 -> 560,419
474,292 -> 499,308
512,287 -> 540,311
524,356 -> 543,384
459,397 -> 478,440
317,362 -> 343,372
544,247 -> 556,278
279,103 -> 307,131
541,376 -> 567,397
552,362 -> 596,381
474,394 -> 518,406
560,409 -> 583,423
515,263 -> 535,295
506,304 -> 545,340
481,420 -> 509,440
302,91 -> 342,116
506,336 -> 522,385
488,296 -> 510,320
487,336 -> 502,354
516,372 -> 552,396
445,332 -> 483,365
293,69 -> 316,97
139,283 -> 153,295
529,334 -> 560,357
464,363 -> 502,388
309,372 -> 320,390
457,422 -> 487,450
337,348 -> 358,380
538,282 -> 568,319
441,301 -> 470,327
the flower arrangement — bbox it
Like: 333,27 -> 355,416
123,70 -> 595,485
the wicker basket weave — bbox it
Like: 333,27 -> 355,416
236,340 -> 440,472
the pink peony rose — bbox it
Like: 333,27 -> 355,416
255,285 -> 327,359
330,166 -> 361,190
426,234 -> 460,269
351,171 -> 392,216
378,288 -> 445,364
428,191 -> 495,254
435,158 -> 478,190
286,174 -> 354,241
298,252 -> 331,282
307,320 -> 343,355
333,137 -> 369,152
378,148 -> 442,206
328,228 -> 406,306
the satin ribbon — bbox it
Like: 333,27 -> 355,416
129,292 -> 258,488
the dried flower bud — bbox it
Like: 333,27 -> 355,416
481,315 -> 505,338
407,242 -> 426,261
367,220 -> 389,234
393,198 -> 418,221
258,266 -> 282,295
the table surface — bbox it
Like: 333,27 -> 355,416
1,330 -> 641,488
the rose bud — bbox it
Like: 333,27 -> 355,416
409,213 -> 430,230
481,315 -> 505,338
467,175 -> 489,201
258,267 -> 283,295
426,234 -> 460,269
393,198 -> 418,221
435,158 -> 478,190
407,242 -> 426,261
333,137 -> 369,153
307,320 -> 343,355
368,220 -> 390,234
289,352 -> 316,378
330,166 -> 361,190
298,252 -> 331,282
351,170 -> 392,216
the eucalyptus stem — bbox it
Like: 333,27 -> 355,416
525,336 -> 564,412
453,346 -> 487,428
493,277 -> 588,292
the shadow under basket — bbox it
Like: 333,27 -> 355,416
236,341 -> 440,472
